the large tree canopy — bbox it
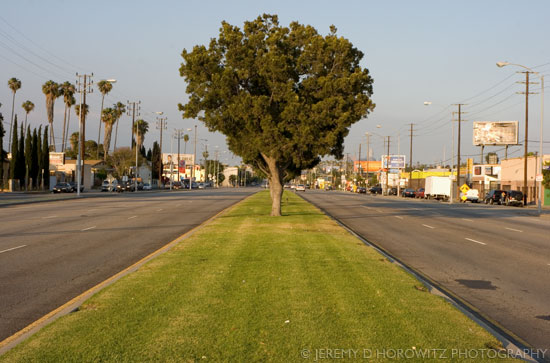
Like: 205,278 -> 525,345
179,14 -> 374,215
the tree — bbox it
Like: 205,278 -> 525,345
151,141 -> 162,180
133,119 -> 149,149
229,174 -> 237,187
85,140 -> 101,159
205,159 -> 225,185
31,128 -> 39,188
42,80 -> 60,151
17,124 -> 25,187
8,77 -> 21,151
543,161 -> 550,191
108,147 -> 141,179
25,126 -> 32,189
112,102 -> 126,151
9,115 -> 18,180
96,80 -> 114,158
21,100 -> 35,131
146,148 -> 152,161
101,107 -> 117,160
36,126 -> 42,188
178,14 -> 374,215
60,82 -> 75,152
42,125 -> 50,189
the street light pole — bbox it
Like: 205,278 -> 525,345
155,113 -> 166,189
75,72 -> 93,197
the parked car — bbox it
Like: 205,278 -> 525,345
484,190 -> 505,205
324,185 -> 333,191
296,184 -> 306,192
142,183 -> 152,190
415,188 -> 425,198
68,181 -> 84,193
172,181 -> 183,189
389,187 -> 398,196
52,182 -> 72,193
116,181 -> 135,192
460,189 -> 479,203
357,187 -> 366,194
401,188 -> 416,198
198,183 -> 206,189
505,190 -> 524,207
369,186 -> 382,194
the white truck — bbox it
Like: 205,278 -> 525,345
424,176 -> 451,201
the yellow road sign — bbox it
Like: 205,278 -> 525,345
460,183 -> 470,194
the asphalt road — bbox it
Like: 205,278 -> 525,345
300,190 -> 550,353
0,188 -> 255,342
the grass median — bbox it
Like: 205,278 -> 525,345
1,191 -> 515,362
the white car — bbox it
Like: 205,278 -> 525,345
460,189 -> 479,203
295,184 -> 306,192
143,183 -> 152,190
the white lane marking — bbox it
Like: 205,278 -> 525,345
422,224 -> 435,229
505,227 -> 523,233
362,206 -> 373,210
465,238 -> 486,245
81,226 -> 96,231
128,215 -> 137,220
0,245 -> 27,254
156,209 -> 163,212
394,216 -> 403,220
42,215 -> 58,219
461,218 -> 473,222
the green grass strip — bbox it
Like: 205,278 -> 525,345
2,191 -> 516,362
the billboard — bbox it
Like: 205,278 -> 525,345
473,121 -> 518,146
162,153 -> 194,165
49,152 -> 65,166
381,155 -> 406,169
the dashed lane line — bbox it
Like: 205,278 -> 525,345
81,226 -> 96,231
394,216 -> 403,220
0,245 -> 27,254
461,218 -> 473,222
505,227 -> 523,233
156,209 -> 163,212
422,224 -> 435,229
42,215 -> 57,219
127,216 -> 137,220
465,238 -> 486,245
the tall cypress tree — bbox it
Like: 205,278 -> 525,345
31,128 -> 39,189
9,116 -> 18,180
17,124 -> 25,187
37,126 -> 43,188
25,126 -> 32,189
42,125 -> 50,189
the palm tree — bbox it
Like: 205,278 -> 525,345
42,80 -> 60,151
133,119 -> 149,150
63,95 -> 76,152
183,134 -> 189,153
59,82 -> 75,152
74,103 -> 89,119
21,100 -> 35,131
96,80 -> 114,158
8,77 -> 21,151
69,132 -> 79,152
101,108 -> 117,161
112,102 -> 126,152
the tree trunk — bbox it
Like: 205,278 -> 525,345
61,105 -> 67,152
97,96 -> 104,159
50,122 -> 55,152
103,123 -> 113,161
264,155 -> 283,216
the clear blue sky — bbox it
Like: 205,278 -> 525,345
1,0 -> 549,166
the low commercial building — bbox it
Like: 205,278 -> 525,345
500,155 -> 550,205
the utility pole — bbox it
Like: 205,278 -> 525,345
453,104 -> 466,201
385,136 -> 390,195
517,71 -> 537,205
408,123 -> 415,187
365,133 -> 371,187
156,116 -> 167,188
192,125 -> 197,189
358,143 -> 362,178
173,129 -> 185,183
127,100 -> 140,148
76,73 -> 93,197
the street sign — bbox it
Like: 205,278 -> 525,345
460,183 -> 470,194
535,174 -> 543,182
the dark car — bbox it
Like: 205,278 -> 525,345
389,187 -> 398,196
415,188 -> 425,198
505,190 -> 524,207
484,190 -> 505,205
116,181 -> 135,192
52,182 -> 72,193
369,186 -> 382,194
357,187 -> 366,194
68,181 -> 84,192
401,188 -> 416,197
